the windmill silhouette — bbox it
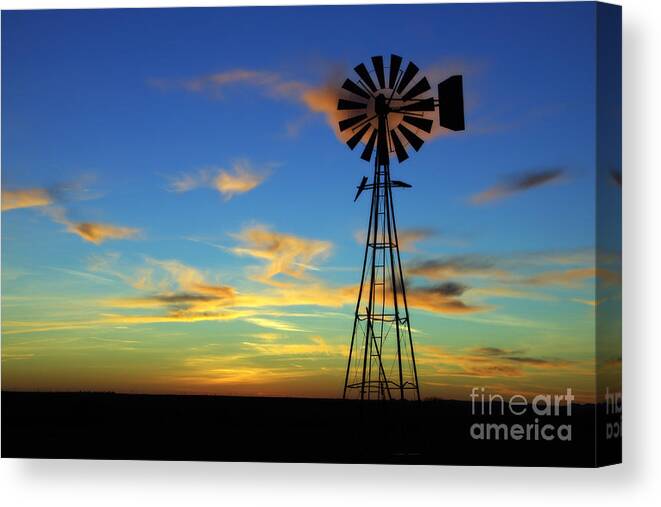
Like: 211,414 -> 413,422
337,54 -> 465,401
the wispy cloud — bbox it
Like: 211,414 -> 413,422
298,80 -> 346,137
149,69 -> 306,99
2,178 -> 138,245
68,222 -> 140,245
230,225 -> 332,283
2,188 -> 53,211
407,251 -> 614,288
150,66 -> 360,140
407,282 -> 487,314
46,207 -> 139,245
1,319 -> 105,336
47,266 -> 117,284
56,242 -> 609,332
90,246 -> 493,330
241,335 -> 345,357
406,249 -> 614,309
416,344 -> 582,380
103,257 -> 236,312
177,351 -> 326,393
469,168 -> 566,205
215,165 -> 268,200
149,60 -> 485,146
468,346 -> 573,366
169,160 -> 270,200
168,169 -> 212,193
521,267 -> 620,288
2,176 -> 101,212
243,317 -> 305,333
408,255 -> 507,281
91,251 -> 353,327
470,346 -> 525,357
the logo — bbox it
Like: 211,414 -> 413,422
469,387 -> 574,441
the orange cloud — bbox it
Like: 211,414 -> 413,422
299,83 -> 345,137
150,59 -> 484,149
97,258 -> 489,330
407,283 -> 487,314
89,220 -> 575,330
215,164 -> 268,200
103,280 -> 353,327
104,258 -> 236,311
1,180 -> 138,246
151,67 -> 350,139
2,188 -> 53,211
41,206 -> 139,245
230,225 -> 332,282
177,351 -> 325,392
93,249 -> 354,327
68,222 -> 139,245
169,161 -> 269,199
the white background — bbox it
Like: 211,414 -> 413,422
1,0 -> 659,505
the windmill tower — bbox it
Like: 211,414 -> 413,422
337,55 -> 465,401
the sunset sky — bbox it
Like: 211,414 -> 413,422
2,3 -> 621,401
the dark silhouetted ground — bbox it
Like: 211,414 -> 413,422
1,392 -> 620,466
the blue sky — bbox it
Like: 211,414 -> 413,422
1,3 -> 620,399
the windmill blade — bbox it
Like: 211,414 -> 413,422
342,78 -> 371,100
437,75 -> 465,131
338,113 -> 367,132
354,63 -> 378,93
401,77 -> 431,101
391,180 -> 412,188
390,130 -> 409,163
371,56 -> 386,89
397,124 -> 424,151
360,129 -> 378,161
389,54 -> 402,89
396,61 -> 419,95
337,99 -> 367,110
398,97 -> 435,112
346,124 -> 371,150
402,115 -> 433,133
354,176 -> 369,202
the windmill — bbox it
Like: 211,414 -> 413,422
337,54 -> 465,401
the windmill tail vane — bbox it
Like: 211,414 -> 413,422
337,54 -> 465,401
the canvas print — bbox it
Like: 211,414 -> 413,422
1,2 -> 621,466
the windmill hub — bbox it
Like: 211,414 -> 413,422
374,94 -> 389,116
336,55 -> 466,402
